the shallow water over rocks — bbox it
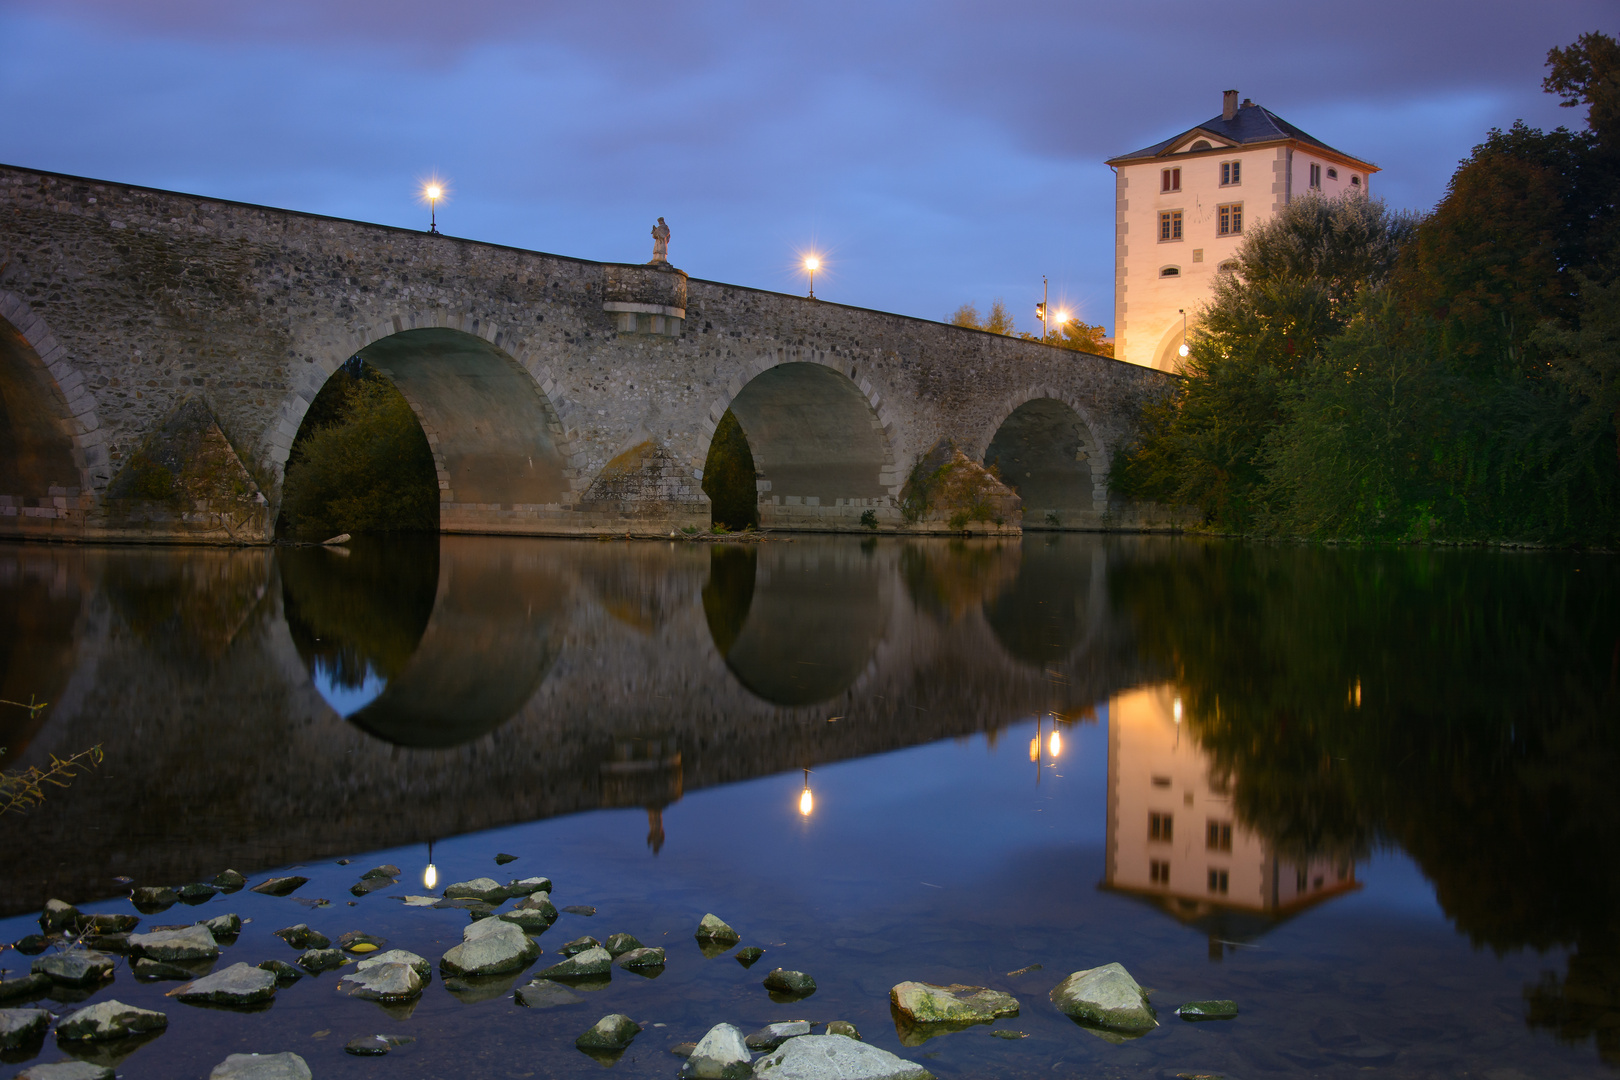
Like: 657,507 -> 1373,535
0,534 -> 1615,1078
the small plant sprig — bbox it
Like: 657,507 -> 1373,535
1,695 -> 104,817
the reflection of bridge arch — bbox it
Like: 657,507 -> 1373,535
702,542 -> 888,707
0,292 -> 104,536
984,536 -> 1108,669
280,536 -> 567,748
981,389 -> 1108,528
269,321 -> 575,523
701,357 -> 901,530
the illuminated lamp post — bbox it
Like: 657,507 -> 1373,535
804,256 -> 820,300
1178,309 -> 1190,360
422,181 -> 445,234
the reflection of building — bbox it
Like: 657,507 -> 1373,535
1103,685 -> 1358,958
598,734 -> 683,855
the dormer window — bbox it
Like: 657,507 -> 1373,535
1220,160 -> 1241,186
1161,167 -> 1181,193
1160,266 -> 1181,278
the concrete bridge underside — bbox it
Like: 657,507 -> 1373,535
0,164 -> 1187,541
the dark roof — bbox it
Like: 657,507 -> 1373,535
1107,103 -> 1376,169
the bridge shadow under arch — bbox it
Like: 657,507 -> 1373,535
279,536 -> 568,747
702,542 -> 888,707
0,314 -> 82,530
984,535 -> 1107,669
716,362 -> 894,529
984,397 -> 1103,529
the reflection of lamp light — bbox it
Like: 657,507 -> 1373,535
1173,697 -> 1183,722
1029,736 -> 1040,762
798,768 -> 813,816
1049,730 -> 1062,757
423,840 -> 437,890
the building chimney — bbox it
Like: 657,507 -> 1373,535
1223,90 -> 1239,121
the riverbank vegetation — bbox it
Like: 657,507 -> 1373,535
1113,33 -> 1620,546
276,359 -> 440,541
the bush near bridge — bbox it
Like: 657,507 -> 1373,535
1113,32 -> 1620,546
277,360 -> 439,540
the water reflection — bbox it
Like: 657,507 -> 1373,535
1103,684 -> 1359,960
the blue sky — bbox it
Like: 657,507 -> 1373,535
1,1 -> 1610,333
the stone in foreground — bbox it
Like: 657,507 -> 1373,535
250,876 -> 308,897
0,1007 -> 52,1049
0,974 -> 53,1002
560,935 -> 601,957
1177,999 -> 1239,1020
695,913 -> 740,943
56,1000 -> 169,1041
746,1021 -> 812,1051
439,917 -> 540,977
889,982 -> 1019,1025
130,925 -> 219,962
257,960 -> 303,986
32,950 -> 114,987
208,1052 -> 313,1080
764,968 -> 817,998
1048,962 -> 1157,1034
515,977 -> 586,1009
273,925 -> 329,950
536,945 -> 612,980
751,1034 -> 933,1080
40,900 -> 81,933
171,963 -> 279,1006
680,1022 -> 752,1079
357,949 -> 431,980
297,948 -> 349,973
603,932 -> 643,956
575,1013 -> 641,1051
17,1063 -> 115,1080
507,876 -> 553,896
338,961 -> 423,1002
615,946 -> 666,970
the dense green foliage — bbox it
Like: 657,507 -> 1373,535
1114,33 -> 1620,545
277,361 -> 439,540
702,409 -> 760,531
948,299 -> 1114,356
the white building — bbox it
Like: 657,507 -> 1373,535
1106,91 -> 1379,371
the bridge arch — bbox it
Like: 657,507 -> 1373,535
980,388 -> 1109,529
0,291 -> 103,536
699,354 -> 900,530
270,316 -> 574,525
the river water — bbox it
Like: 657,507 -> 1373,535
0,534 -> 1615,1079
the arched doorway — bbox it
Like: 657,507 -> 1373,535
0,315 -> 82,536
717,362 -> 894,530
984,398 -> 1104,529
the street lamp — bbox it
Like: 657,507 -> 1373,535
1178,309 -> 1190,359
421,180 -> 446,234
804,256 -> 820,300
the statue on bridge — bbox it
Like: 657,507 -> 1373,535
649,217 -> 670,264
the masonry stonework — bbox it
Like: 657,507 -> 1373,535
0,165 -> 1183,541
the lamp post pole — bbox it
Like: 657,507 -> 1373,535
805,257 -> 819,300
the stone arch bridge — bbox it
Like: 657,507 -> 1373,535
0,164 -> 1180,541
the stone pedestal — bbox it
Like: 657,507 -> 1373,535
603,263 -> 687,337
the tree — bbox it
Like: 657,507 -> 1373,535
946,298 -> 1017,335
1055,319 -> 1114,357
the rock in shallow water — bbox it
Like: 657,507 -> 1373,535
296,948 -> 349,974
133,958 -> 199,981
344,1034 -> 414,1056
575,1013 -> 641,1050
560,935 -> 601,957
198,914 -> 241,940
212,870 -> 246,891
889,982 -> 1019,1025
514,977 -> 586,1009
536,945 -> 611,980
130,887 -> 177,912
172,963 -> 278,1006
207,1052 -> 312,1080
494,853 -> 518,865
825,1021 -> 861,1040
507,876 -> 552,896
0,1007 -> 52,1049
746,1021 -> 811,1051
32,950 -> 114,987
257,960 -> 303,986
442,878 -> 509,904
40,900 -> 80,933
357,950 -> 430,980
1177,999 -> 1239,1020
763,968 -> 817,998
439,917 -> 540,977
695,913 -> 739,943
272,925 -> 328,950
56,999 -> 168,1041
338,962 -> 423,1002
750,1034 -> 933,1080
0,974 -> 53,1002
736,946 -> 765,967
1048,962 -> 1157,1034
16,1062 -> 115,1080
681,1022 -> 753,1079
176,883 -> 219,905
130,925 -> 218,962
250,877 -> 308,897
603,932 -> 642,956
615,947 -> 665,970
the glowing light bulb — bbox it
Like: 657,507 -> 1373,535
804,256 -> 820,271
1049,730 -> 1062,757
799,787 -> 813,816
423,863 -> 437,890
424,184 -> 442,201
1178,343 -> 1190,358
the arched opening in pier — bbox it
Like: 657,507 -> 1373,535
278,328 -> 570,538
0,315 -> 80,527
719,362 -> 891,529
984,398 -> 1102,529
